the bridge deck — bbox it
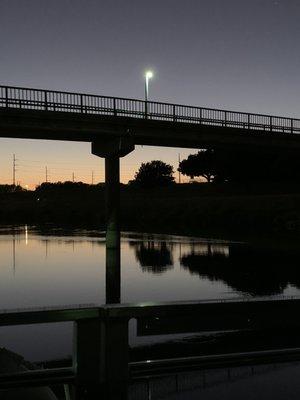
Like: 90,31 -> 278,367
0,85 -> 300,150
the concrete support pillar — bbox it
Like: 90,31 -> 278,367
74,316 -> 129,398
92,138 -> 134,248
73,318 -> 105,390
105,156 -> 120,249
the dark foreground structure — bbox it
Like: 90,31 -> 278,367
1,298 -> 300,399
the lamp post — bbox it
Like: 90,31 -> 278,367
145,70 -> 153,101
144,70 -> 153,118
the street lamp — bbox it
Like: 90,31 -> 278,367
145,70 -> 153,102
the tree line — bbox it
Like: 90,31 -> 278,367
131,148 -> 300,187
1,147 -> 299,193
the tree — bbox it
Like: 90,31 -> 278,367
178,149 -> 215,182
132,160 -> 175,187
179,147 -> 300,185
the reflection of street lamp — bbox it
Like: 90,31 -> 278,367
145,70 -> 153,102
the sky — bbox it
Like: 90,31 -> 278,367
1,0 -> 300,187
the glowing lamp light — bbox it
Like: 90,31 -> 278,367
144,70 -> 154,102
145,70 -> 153,79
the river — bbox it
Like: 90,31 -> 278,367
0,225 -> 299,363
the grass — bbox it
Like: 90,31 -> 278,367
1,182 -> 300,239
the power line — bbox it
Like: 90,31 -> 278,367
18,158 -> 102,166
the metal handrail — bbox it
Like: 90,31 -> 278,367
0,84 -> 299,134
0,298 -> 300,388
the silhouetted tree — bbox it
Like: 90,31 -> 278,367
132,160 -> 175,187
178,150 -> 215,182
130,241 -> 174,274
179,148 -> 300,184
0,184 -> 24,193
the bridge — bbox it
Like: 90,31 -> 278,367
1,84 -> 300,248
1,85 -> 300,149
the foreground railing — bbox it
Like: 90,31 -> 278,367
0,85 -> 300,134
1,297 -> 300,397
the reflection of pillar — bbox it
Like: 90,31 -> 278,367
45,239 -> 49,259
106,246 -> 121,304
12,233 -> 16,276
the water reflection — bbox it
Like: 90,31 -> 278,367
180,245 -> 300,296
2,227 -> 300,364
2,227 -> 300,308
106,246 -> 121,304
128,236 -> 300,297
130,240 -> 174,274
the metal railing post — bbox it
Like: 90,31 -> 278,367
80,94 -> 83,113
291,119 -> 293,134
173,105 -> 176,122
270,116 -> 273,132
5,87 -> 8,108
113,98 -> 117,116
145,101 -> 148,119
44,91 -> 48,111
224,111 -> 227,127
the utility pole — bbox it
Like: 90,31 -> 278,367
178,153 -> 181,184
92,171 -> 94,185
72,172 -> 75,182
12,154 -> 17,186
45,166 -> 48,183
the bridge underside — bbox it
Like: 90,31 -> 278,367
1,108 -> 300,152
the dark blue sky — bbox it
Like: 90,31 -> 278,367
0,0 -> 299,186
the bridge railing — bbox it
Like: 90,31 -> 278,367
1,298 -> 300,392
0,85 -> 300,134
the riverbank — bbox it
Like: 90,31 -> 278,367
1,182 -> 300,240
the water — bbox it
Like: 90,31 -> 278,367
0,225 -> 300,363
